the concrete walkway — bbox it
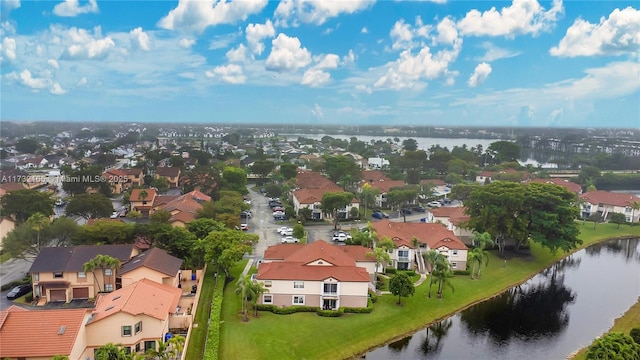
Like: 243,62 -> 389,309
377,272 -> 428,295
240,258 -> 255,277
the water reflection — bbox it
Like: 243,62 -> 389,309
585,238 -> 640,262
419,319 -> 452,356
388,335 -> 412,352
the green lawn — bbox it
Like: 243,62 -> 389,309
0,252 -> 12,264
184,265 -> 218,360
570,297 -> 640,360
217,223 -> 640,360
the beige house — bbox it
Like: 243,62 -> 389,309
291,170 -> 359,220
156,167 -> 181,188
359,170 -> 405,208
258,240 -> 372,310
29,244 -> 139,304
118,247 -> 183,288
427,207 -> 473,239
580,190 -> 640,223
152,190 -> 211,227
129,188 -> 157,217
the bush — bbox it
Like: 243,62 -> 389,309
25,294 -> 33,302
343,299 -> 374,313
453,270 -> 471,275
204,274 -> 226,360
317,308 -> 344,317
368,290 -> 378,303
384,268 -> 397,275
256,305 -> 317,315
631,328 -> 640,345
401,270 -> 416,277
0,279 -> 30,292
586,332 -> 640,360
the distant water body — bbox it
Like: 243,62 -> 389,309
282,134 -> 499,151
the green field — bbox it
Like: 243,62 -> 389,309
217,223 -> 640,360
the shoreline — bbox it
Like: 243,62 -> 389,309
351,234 -> 640,359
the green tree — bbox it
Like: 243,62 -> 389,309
586,332 -> 640,360
222,167 -> 248,194
150,177 -> 169,194
51,356 -> 70,360
630,201 -> 640,226
45,216 -> 80,246
292,223 -> 305,241
2,222 -> 37,259
61,164 -> 111,196
423,250 -> 442,298
235,274 -> 255,321
467,232 -> 493,279
83,254 -> 121,293
154,226 -> 197,263
487,141 -> 521,164
359,183 -> 379,217
367,247 -> 391,274
27,212 -> 50,250
320,191 -> 355,230
150,209 -> 172,224
186,218 -> 226,239
251,281 -> 269,317
250,160 -> 276,182
0,189 -> 54,224
145,335 -> 185,360
389,272 -> 415,305
386,186 -> 418,222
402,138 -> 418,151
279,163 -> 298,180
66,193 -> 114,220
94,343 -> 134,360
15,138 -> 40,153
609,212 -> 628,229
577,166 -> 601,189
431,256 -> 454,299
323,155 -> 362,184
203,228 -> 256,277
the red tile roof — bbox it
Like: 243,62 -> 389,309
372,219 -> 468,250
361,170 -> 390,183
0,307 -> 89,358
367,179 -> 406,193
580,190 -> 640,207
130,188 -> 157,201
295,170 -> 341,190
156,167 -> 181,177
257,261 -> 369,282
529,178 -> 582,194
284,240 -> 357,266
89,278 -> 181,324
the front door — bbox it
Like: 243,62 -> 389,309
323,299 -> 337,310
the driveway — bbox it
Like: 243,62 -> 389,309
0,257 -> 34,310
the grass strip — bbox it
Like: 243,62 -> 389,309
218,223 -> 640,360
184,265 -> 217,360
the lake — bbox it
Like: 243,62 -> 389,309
364,238 -> 640,360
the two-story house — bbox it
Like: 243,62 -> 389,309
152,190 -> 211,227
103,168 -> 130,195
359,170 -> 406,208
579,190 -> 640,223
29,244 -> 139,304
122,168 -> 144,187
426,207 -> 473,240
155,167 -> 181,188
292,170 -> 359,220
257,240 -> 371,310
373,220 -> 468,271
129,188 -> 158,217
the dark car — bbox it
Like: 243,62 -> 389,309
413,206 -> 426,213
372,211 -> 384,219
401,208 -> 412,215
6,284 -> 31,300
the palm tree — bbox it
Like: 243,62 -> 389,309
27,212 -> 50,250
144,336 -> 184,360
424,250 -> 441,298
95,343 -> 133,360
631,200 -> 640,226
432,257 -> 455,299
83,254 -> 121,293
468,231 -> 494,279
367,247 -> 391,274
251,281 -> 269,317
235,274 -> 255,321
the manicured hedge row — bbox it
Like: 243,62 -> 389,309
384,268 -> 397,274
317,308 -> 344,317
204,275 -> 226,360
255,305 -> 317,314
343,299 -> 374,313
257,301 -> 374,316
453,270 -> 471,275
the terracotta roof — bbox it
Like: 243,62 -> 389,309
529,178 -> 582,194
88,278 -> 181,324
360,170 -> 390,183
339,245 -> 376,262
580,190 -> 640,207
257,261 -> 370,282
130,188 -> 157,201
119,247 -> 182,277
156,167 -> 181,177
156,190 -> 210,224
0,307 -> 89,358
293,188 -> 326,205
367,179 -> 406,193
264,243 -> 375,263
263,243 -> 306,260
121,168 -> 143,176
372,219 -> 468,250
295,170 -> 341,189
0,182 -> 27,191
152,195 -> 180,207
430,207 -> 467,218
103,168 -> 127,179
284,240 -> 357,266
421,179 -> 446,186
29,244 -> 135,273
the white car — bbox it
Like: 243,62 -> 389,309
427,201 -> 442,208
281,236 -> 299,244
281,228 -> 293,236
332,232 -> 352,242
277,226 -> 292,235
110,211 -> 119,219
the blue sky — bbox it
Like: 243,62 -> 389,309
1,0 -> 638,128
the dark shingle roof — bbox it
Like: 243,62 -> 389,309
119,247 -> 182,277
29,244 -> 135,273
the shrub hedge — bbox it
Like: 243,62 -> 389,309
204,274 -> 226,360
384,268 -> 397,274
453,270 -> 471,275
317,308 -> 344,317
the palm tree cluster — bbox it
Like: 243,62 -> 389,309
467,231 -> 494,279
424,250 -> 454,299
235,274 -> 269,321
94,336 -> 185,360
83,254 -> 121,293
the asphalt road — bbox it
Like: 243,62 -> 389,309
0,257 -> 33,310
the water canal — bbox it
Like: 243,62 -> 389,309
365,238 -> 640,360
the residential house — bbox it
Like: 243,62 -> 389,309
118,247 -> 182,288
129,188 -> 158,217
121,168 -> 144,187
81,278 -> 182,358
0,216 -> 16,250
475,169 -> 532,184
292,171 -> 358,220
257,240 -> 371,310
373,220 -> 468,271
155,167 -> 181,188
153,190 -> 211,227
17,156 -> 48,169
29,244 -> 139,304
426,207 -> 473,240
579,190 -> 640,223
0,306 -> 91,360
359,170 -> 405,208
0,182 -> 26,197
528,178 -> 582,194
102,168 -> 129,195
367,157 -> 390,170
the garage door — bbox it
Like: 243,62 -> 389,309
72,287 -> 89,299
49,289 -> 66,302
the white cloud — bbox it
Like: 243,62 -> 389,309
77,76 -> 88,86
314,53 -> 340,69
1,37 -> 17,61
53,0 -> 99,17
50,82 -> 67,95
130,27 -> 151,51
434,17 -> 458,45
342,49 -> 356,66
48,59 -> 60,69
2,0 -> 20,16
390,20 -> 415,50
468,62 -> 492,87
246,20 -> 275,55
301,69 -> 331,87
158,0 -> 268,34
178,38 -> 196,49
275,0 -> 373,27
60,26 -> 117,60
205,64 -> 246,84
457,0 -> 564,37
311,103 -> 324,119
476,42 -> 521,62
265,33 -> 311,73
550,6 -> 640,57
208,32 -> 240,50
226,44 -> 249,62
18,69 -> 50,89
361,27 -> 368,34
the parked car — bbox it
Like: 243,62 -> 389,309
274,214 -> 286,221
277,226 -> 292,234
427,201 -> 442,208
372,211 -> 384,219
442,198 -> 452,204
241,210 -> 252,218
6,284 -> 31,300
332,232 -> 352,242
401,208 -> 412,215
272,207 -> 285,213
281,228 -> 293,236
281,236 -> 299,244
110,211 -> 119,219
413,206 -> 426,213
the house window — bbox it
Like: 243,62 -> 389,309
105,284 -> 114,292
124,347 -> 131,354
134,321 -> 142,334
323,283 -> 337,294
34,273 -> 39,281
452,250 -> 458,256
398,250 -> 409,258
104,268 -> 113,276
144,341 -> 156,351
78,271 -> 86,278
53,272 -> 63,278
264,281 -> 272,288
387,249 -> 393,254
122,325 -> 132,336
135,343 -> 141,352
451,262 -> 457,269
293,281 -> 304,289
292,296 -> 305,305
263,295 -> 273,304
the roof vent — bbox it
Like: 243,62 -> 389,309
58,325 -> 66,335
105,306 -> 115,311
112,295 -> 121,301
